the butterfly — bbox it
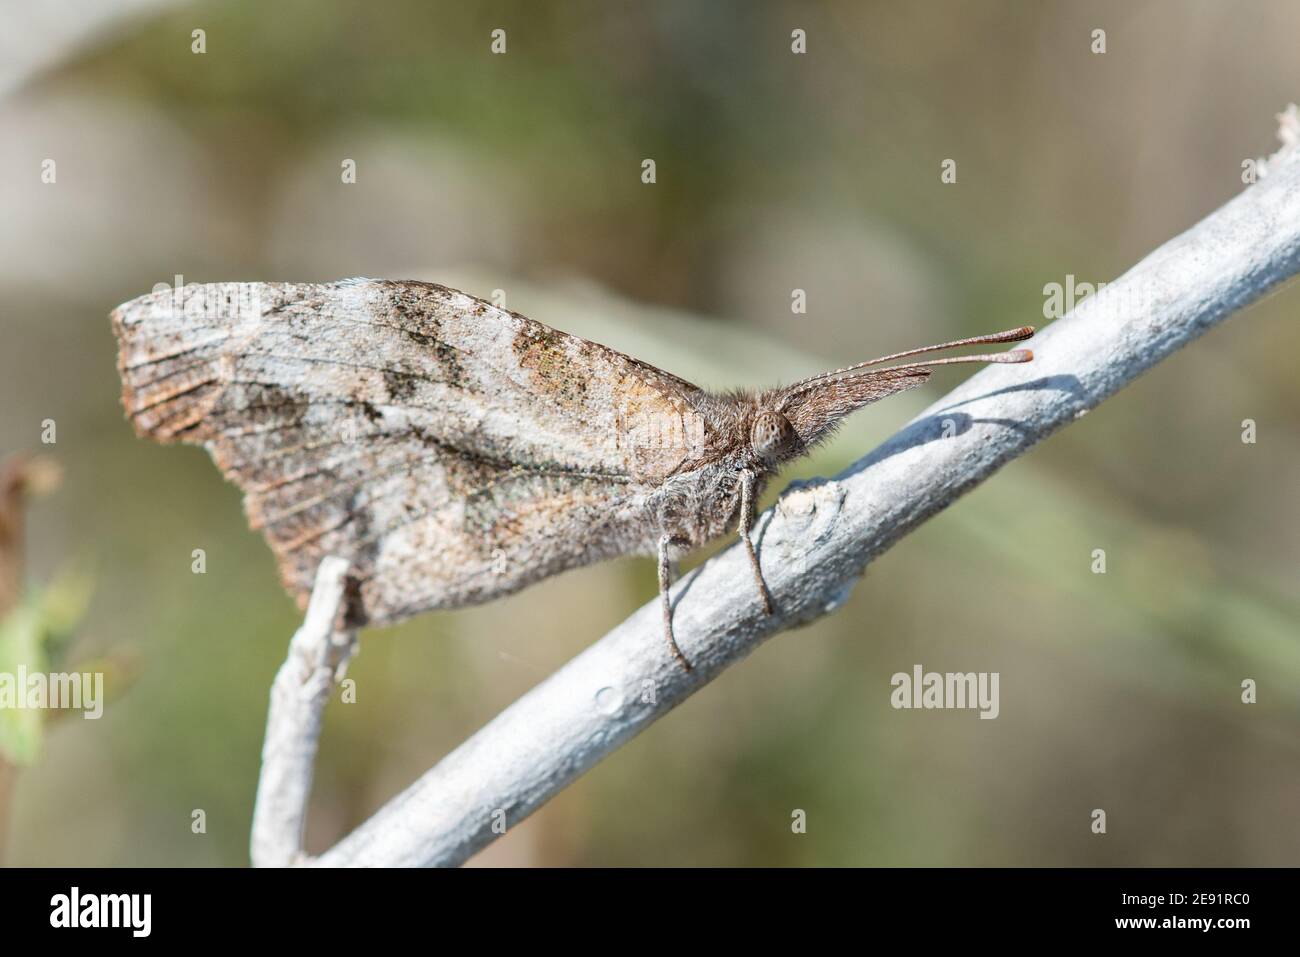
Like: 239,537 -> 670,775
111,279 -> 1032,670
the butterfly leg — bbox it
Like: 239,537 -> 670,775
657,533 -> 693,673
739,470 -> 774,616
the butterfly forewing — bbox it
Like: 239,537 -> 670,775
112,279 -> 701,625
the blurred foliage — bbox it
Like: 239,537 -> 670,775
1,0 -> 1297,866
0,565 -> 94,764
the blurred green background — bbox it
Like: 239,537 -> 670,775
1,0 -> 1297,866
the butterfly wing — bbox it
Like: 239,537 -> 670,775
111,280 -> 703,625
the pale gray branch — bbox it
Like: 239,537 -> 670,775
250,555 -> 355,867
280,120 -> 1300,867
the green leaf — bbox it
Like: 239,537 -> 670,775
0,603 -> 50,765
0,566 -> 93,765
34,565 -> 94,665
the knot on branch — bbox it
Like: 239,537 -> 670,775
1257,103 -> 1300,178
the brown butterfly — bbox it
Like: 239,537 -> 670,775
111,280 -> 1032,670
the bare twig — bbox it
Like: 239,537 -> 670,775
251,114 -> 1300,867
249,556 -> 355,867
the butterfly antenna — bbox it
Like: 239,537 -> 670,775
885,348 -> 1034,370
849,325 -> 1034,369
777,326 -> 1034,403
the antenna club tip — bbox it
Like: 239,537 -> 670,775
1015,348 -> 1034,362
988,325 -> 1035,343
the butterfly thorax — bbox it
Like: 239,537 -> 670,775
640,424 -> 779,551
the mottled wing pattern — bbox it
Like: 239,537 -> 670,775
111,280 -> 703,626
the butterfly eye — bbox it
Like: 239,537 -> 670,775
749,410 -> 794,458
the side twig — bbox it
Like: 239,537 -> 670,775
249,555 -> 355,867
